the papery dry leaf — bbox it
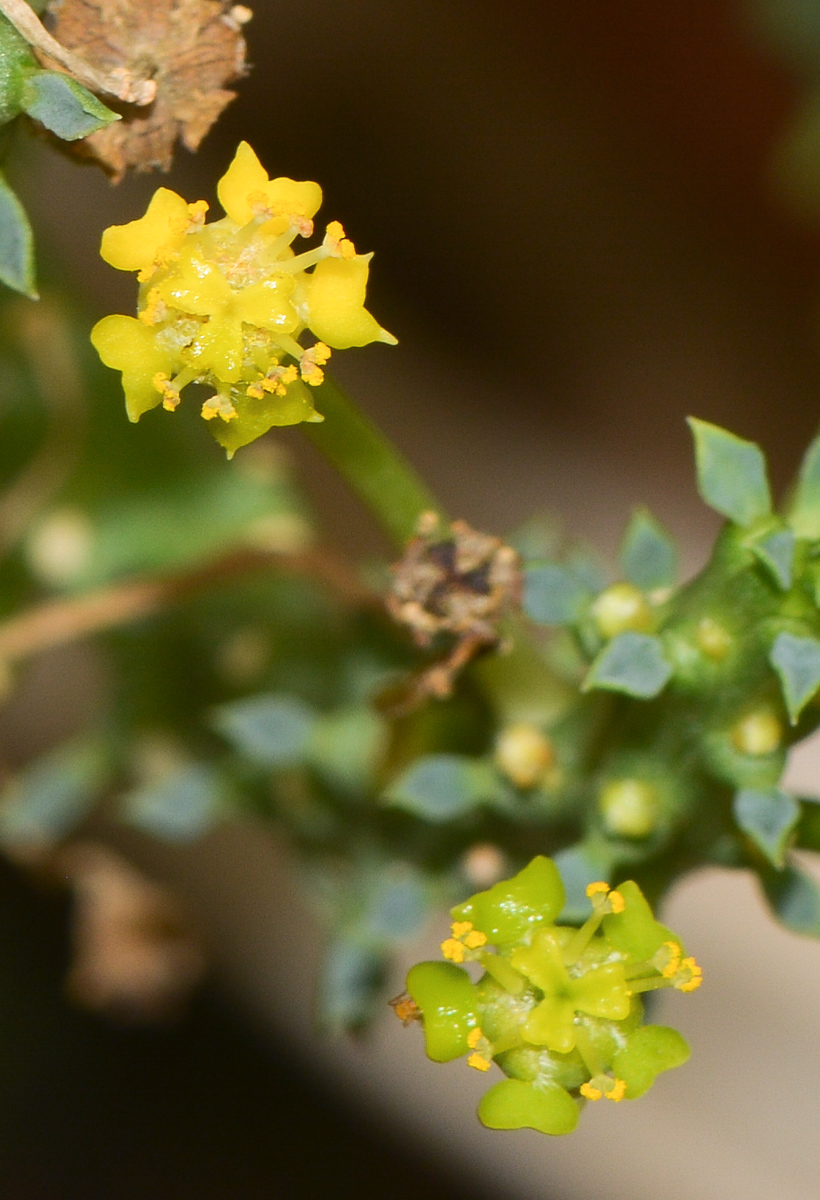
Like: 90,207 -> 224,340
46,0 -> 250,179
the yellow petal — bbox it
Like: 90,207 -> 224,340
100,189 -> 190,273
217,142 -> 323,227
90,315 -> 180,421
304,257 -> 397,348
217,142 -> 270,225
234,279 -> 299,332
156,249 -> 232,317
185,319 -> 245,383
264,177 -> 322,221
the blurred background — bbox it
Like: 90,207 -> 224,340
6,0 -> 820,1196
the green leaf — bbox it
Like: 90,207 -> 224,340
0,169 -> 36,297
769,631 -> 820,723
522,563 -> 591,625
583,632 -> 672,699
478,1079 -> 578,1136
789,433 -> 820,538
687,417 -> 772,527
122,763 -> 226,841
0,739 -> 107,850
360,863 -> 431,941
733,787 -> 800,868
317,938 -> 387,1034
307,705 -> 388,794
619,508 -> 677,591
0,14 -> 35,126
762,862 -> 820,936
212,693 -> 317,767
22,70 -> 119,140
747,527 -> 795,590
796,798 -> 820,851
384,754 -> 498,822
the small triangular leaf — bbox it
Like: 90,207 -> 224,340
211,694 -> 317,767
769,631 -> 820,723
0,738 -> 108,851
0,170 -> 36,297
687,418 -> 771,527
748,528 -> 795,590
122,763 -> 227,842
553,842 -> 616,923
22,70 -> 119,140
384,754 -> 497,822
522,563 -> 591,625
789,435 -> 820,538
733,787 -> 800,868
762,862 -> 820,937
583,632 -> 672,699
619,508 -> 677,591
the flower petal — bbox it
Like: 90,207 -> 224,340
210,380 -> 322,458
304,257 -> 397,349
100,188 -> 190,272
478,1079 -> 579,1136
90,314 -> 180,421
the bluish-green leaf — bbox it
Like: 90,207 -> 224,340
748,527 -> 795,590
522,563 -> 591,625
769,631 -> 820,723
123,763 -> 226,842
790,434 -> 820,538
0,739 -> 107,850
797,798 -> 820,851
553,842 -> 616,923
212,694 -> 317,767
687,418 -> 772,527
763,862 -> 820,937
317,937 -> 387,1033
359,863 -> 432,941
384,754 -> 497,822
619,508 -> 677,591
733,787 -> 800,868
0,169 -> 36,297
583,632 -> 672,699
22,70 -> 119,140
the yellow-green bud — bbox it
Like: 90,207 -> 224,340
731,710 -> 783,756
598,779 -> 659,839
695,617 -> 732,661
495,723 -> 555,789
590,583 -> 652,639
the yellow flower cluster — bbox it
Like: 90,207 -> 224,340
91,142 -> 396,456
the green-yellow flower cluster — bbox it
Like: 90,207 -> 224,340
91,142 -> 396,455
400,857 -> 700,1135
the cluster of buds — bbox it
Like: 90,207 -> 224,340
396,857 -> 699,1135
91,142 -> 396,456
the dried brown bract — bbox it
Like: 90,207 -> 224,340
385,513 -> 521,706
46,0 -> 251,179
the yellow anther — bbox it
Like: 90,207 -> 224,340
300,343 -> 332,386
326,220 -> 345,240
312,342 -> 331,365
586,882 -> 610,899
675,956 -> 703,992
451,921 -> 473,939
604,1078 -> 626,1102
441,937 -> 466,963
467,1052 -> 492,1072
325,221 -> 357,258
246,383 -> 265,399
580,1081 -> 603,1101
138,288 -> 164,326
463,929 -> 488,950
658,940 -> 682,979
152,372 -> 180,410
467,1027 -> 483,1049
201,395 -> 238,422
608,889 -> 626,914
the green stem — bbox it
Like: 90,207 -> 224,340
304,374 -> 445,548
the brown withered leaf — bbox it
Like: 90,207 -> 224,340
46,0 -> 251,180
